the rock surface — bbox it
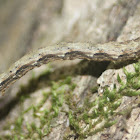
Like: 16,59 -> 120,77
0,0 -> 140,139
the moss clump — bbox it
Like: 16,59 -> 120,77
1,75 -> 76,140
64,61 -> 140,139
1,61 -> 140,140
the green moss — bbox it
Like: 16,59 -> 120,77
1,67 -> 77,140
14,116 -> 24,132
104,120 -> 117,128
1,61 -> 140,140
91,86 -> 98,93
64,61 -> 140,139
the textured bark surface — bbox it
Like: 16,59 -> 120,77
0,0 -> 140,140
0,38 -> 140,94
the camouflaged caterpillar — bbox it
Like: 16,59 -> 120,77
0,37 -> 140,95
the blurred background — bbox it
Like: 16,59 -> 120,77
0,0 -> 139,73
